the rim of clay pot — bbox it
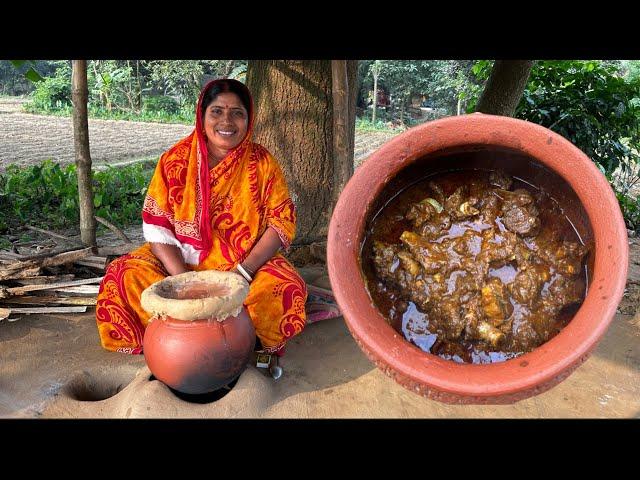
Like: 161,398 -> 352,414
141,270 -> 249,322
327,113 -> 629,402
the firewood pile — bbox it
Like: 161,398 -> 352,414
0,225 -> 141,322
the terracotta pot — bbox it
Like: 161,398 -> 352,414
141,270 -> 255,395
327,113 -> 628,404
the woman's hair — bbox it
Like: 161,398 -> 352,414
200,79 -> 251,120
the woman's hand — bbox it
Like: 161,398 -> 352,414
150,243 -> 189,276
237,227 -> 283,280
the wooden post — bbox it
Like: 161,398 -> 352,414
331,60 -> 352,206
71,60 -> 96,247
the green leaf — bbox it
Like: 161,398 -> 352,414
94,193 -> 103,208
10,60 -> 27,68
24,68 -> 44,83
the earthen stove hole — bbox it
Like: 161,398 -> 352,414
148,374 -> 239,404
64,368 -> 136,402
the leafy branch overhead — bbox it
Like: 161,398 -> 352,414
9,60 -> 44,83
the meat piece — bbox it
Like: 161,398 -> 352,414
445,186 -> 480,220
397,250 -> 421,276
481,277 -> 513,323
400,231 -> 450,274
477,190 -> 501,225
539,241 -> 588,277
480,229 -> 518,266
510,311 -> 543,352
502,204 -> 541,236
446,269 -> 478,303
510,264 -> 551,305
499,188 -> 535,208
432,298 -> 466,340
462,296 -> 506,347
406,198 -> 437,228
542,274 -> 585,312
489,170 -> 513,190
372,242 -> 415,286
451,230 -> 483,257
476,321 -> 506,348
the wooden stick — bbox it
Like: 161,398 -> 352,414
4,306 -> 88,314
0,251 -> 23,261
5,276 -> 103,296
0,248 -> 94,281
25,225 -> 82,244
74,260 -> 106,270
0,295 -> 96,306
95,216 -> 132,244
0,267 -> 41,281
7,245 -> 87,262
14,274 -> 76,285
45,285 -> 100,297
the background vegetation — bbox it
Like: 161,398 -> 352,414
2,59 -> 639,233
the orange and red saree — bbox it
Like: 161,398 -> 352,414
96,79 -> 307,355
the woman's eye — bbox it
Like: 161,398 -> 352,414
233,111 -> 246,118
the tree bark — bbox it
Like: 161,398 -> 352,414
71,60 -> 96,246
475,60 -> 535,117
331,60 -> 354,206
246,60 -> 356,245
372,65 -> 379,123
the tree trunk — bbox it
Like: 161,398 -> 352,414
71,60 -> 96,247
475,60 -> 535,117
136,60 -> 142,111
372,67 -> 378,124
246,60 -> 356,245
331,60 -> 354,206
224,60 -> 235,78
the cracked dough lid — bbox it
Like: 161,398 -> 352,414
141,270 -> 249,322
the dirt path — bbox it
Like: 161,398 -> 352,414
0,97 -> 399,170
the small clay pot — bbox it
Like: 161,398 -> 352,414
141,270 -> 255,395
327,113 -> 628,404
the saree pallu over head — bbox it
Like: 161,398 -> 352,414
142,78 -> 296,267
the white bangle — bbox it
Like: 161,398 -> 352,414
235,263 -> 253,283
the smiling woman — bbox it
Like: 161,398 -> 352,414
95,79 -> 307,368
201,89 -> 250,166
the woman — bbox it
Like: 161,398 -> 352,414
95,78 -> 307,365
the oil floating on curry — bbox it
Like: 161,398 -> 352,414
362,169 -> 590,364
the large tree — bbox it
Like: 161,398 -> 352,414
246,60 -> 358,245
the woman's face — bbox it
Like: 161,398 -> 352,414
203,92 -> 249,159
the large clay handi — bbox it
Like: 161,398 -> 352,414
327,113 -> 628,404
141,270 -> 255,395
